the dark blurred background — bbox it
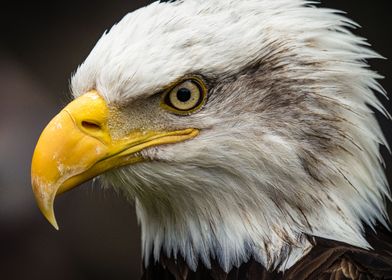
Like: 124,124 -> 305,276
0,1 -> 391,279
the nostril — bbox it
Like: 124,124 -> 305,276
81,121 -> 101,131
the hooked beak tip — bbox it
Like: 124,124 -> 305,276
46,210 -> 60,231
32,178 -> 60,230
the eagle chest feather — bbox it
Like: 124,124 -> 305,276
142,227 -> 392,280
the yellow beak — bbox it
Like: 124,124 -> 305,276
31,91 -> 198,229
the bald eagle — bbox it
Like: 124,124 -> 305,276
31,0 -> 392,279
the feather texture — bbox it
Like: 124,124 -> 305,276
142,226 -> 392,279
71,0 -> 391,274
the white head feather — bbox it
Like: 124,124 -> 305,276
71,0 -> 390,272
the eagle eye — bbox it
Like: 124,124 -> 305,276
160,77 -> 207,115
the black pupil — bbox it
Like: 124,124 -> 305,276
176,88 -> 192,102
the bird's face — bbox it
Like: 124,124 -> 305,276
31,1 -> 388,269
32,69 -> 277,228
32,0 -> 298,228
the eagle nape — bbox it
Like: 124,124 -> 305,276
31,0 -> 392,279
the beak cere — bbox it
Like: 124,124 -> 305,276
31,91 -> 199,229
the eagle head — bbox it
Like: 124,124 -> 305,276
31,0 -> 390,272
